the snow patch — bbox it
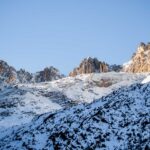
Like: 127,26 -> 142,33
142,75 -> 150,84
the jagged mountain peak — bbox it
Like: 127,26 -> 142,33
34,66 -> 64,83
0,60 -> 17,84
84,56 -> 98,61
69,57 -> 109,76
0,60 -> 8,66
0,60 -> 64,84
17,69 -> 33,83
124,42 -> 150,73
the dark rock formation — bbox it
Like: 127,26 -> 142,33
34,67 -> 64,83
109,64 -> 122,72
17,69 -> 33,83
0,60 -> 64,84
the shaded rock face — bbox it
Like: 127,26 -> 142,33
17,69 -> 32,83
69,57 -> 109,76
0,60 -> 64,84
34,67 -> 64,83
124,42 -> 150,73
0,82 -> 149,149
0,60 -> 17,84
109,64 -> 122,72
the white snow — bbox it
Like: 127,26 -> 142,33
123,60 -> 133,70
0,80 -> 149,149
0,88 -> 62,133
142,75 -> 150,84
19,72 -> 146,103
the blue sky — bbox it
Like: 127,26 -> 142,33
0,0 -> 150,75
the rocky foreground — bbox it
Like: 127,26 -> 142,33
0,80 -> 149,150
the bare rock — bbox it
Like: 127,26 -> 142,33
0,60 -> 17,84
34,67 -> 64,82
0,60 -> 64,84
123,42 -> 150,73
17,69 -> 33,83
69,57 -> 109,77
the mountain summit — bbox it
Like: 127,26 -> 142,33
34,67 -> 64,83
124,42 -> 150,73
69,57 -> 109,76
0,60 -> 17,84
0,60 -> 64,84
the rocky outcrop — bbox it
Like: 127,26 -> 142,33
0,60 -> 17,84
34,67 -> 64,83
69,57 -> 109,76
17,69 -> 33,83
0,60 -> 64,84
109,64 -> 122,72
124,42 -> 150,73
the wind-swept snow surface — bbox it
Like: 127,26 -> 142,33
0,82 -> 149,149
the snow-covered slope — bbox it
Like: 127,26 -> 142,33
0,86 -> 61,135
0,81 -> 149,150
0,72 -> 147,134
142,75 -> 150,84
20,72 -> 147,103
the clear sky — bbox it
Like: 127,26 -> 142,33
0,0 -> 150,75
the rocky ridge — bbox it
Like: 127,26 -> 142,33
17,69 -> 33,83
69,57 -> 109,77
124,42 -> 150,73
34,67 -> 64,83
0,60 -> 17,84
0,60 -> 64,84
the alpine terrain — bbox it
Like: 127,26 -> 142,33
0,42 -> 150,150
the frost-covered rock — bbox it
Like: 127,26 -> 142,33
109,64 -> 122,72
17,69 -> 33,83
33,67 -> 64,83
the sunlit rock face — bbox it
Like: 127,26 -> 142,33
69,57 -> 109,77
124,42 -> 150,73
